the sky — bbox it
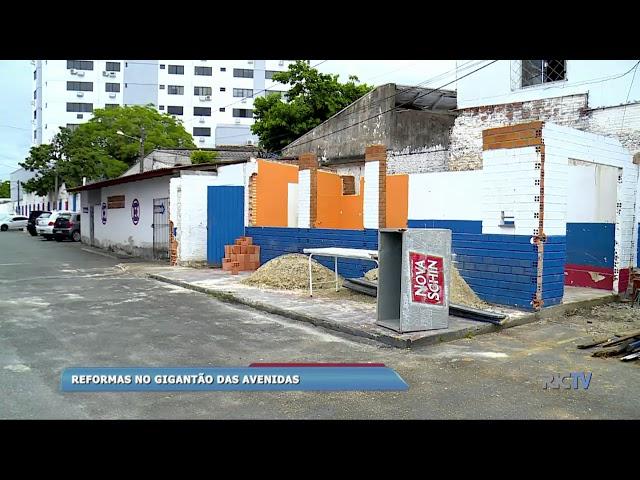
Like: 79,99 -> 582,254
0,60 -> 457,181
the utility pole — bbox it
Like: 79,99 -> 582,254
139,126 -> 146,174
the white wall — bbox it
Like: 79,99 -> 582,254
287,183 -> 298,227
363,161 -> 379,229
92,177 -> 170,255
456,60 -> 640,110
297,170 -> 310,228
170,164 -> 245,264
567,161 -> 618,223
408,170 -> 483,221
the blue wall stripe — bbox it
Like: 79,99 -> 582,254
566,222 -> 614,268
408,219 -> 482,233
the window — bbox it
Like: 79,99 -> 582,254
66,102 -> 93,112
167,85 -> 184,95
233,68 -> 253,78
520,60 -> 566,88
167,106 -> 183,115
33,90 -> 37,99
66,123 -> 80,131
219,107 -> 225,112
34,130 -> 37,140
160,64 -> 166,69
33,70 -> 36,80
233,108 -> 252,118
33,110 -> 37,119
193,127 -> 211,136
104,104 -> 118,109
265,90 -> 285,98
194,86 -> 212,96
220,87 -> 226,92
341,176 -> 356,195
233,88 -> 253,98
265,70 -> 281,80
168,65 -> 184,75
67,60 -> 94,70
67,81 -> 93,91
105,83 -> 120,92
220,67 -> 226,72
159,105 -> 165,110
194,107 -> 211,116
194,66 -> 212,76
159,85 -> 165,90
105,62 -> 121,72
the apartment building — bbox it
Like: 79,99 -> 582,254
32,60 -> 295,148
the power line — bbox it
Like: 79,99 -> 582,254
0,124 -> 31,131
620,61 -> 640,132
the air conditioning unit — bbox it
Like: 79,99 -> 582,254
278,60 -> 284,66
70,69 -> 77,75
198,137 -> 205,143
76,91 -> 84,97
235,119 -> 241,124
200,95 -> 211,101
102,71 -> 109,77
109,93 -> 117,98
246,139 -> 253,145
241,98 -> 246,104
199,117 -> 205,123
76,71 -> 85,77
248,60 -> 253,64
109,72 -> 116,78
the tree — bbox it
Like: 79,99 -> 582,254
0,180 -> 9,198
190,150 -> 219,164
19,105 -> 196,194
251,61 -> 373,152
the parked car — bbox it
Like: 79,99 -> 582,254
36,211 -> 73,240
0,215 -> 28,232
27,210 -> 51,236
53,213 -> 81,242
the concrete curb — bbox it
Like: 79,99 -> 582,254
147,273 -> 619,349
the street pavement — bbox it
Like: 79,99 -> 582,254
1,230 -> 638,419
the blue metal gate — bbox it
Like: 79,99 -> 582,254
207,186 -> 245,267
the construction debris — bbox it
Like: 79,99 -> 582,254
363,266 -> 488,310
222,236 -> 261,273
242,253 -> 339,290
577,328 -> 640,361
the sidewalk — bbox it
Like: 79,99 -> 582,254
144,266 -> 618,348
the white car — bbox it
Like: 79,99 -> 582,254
36,211 -> 73,240
0,215 -> 28,232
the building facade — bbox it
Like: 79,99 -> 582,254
32,60 -> 295,148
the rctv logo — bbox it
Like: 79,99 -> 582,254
410,252 -> 444,305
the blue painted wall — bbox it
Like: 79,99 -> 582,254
247,224 -> 567,311
246,227 -> 379,279
565,222 -> 615,268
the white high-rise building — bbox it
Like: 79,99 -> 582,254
31,60 -> 296,148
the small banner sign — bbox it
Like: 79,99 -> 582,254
107,195 -> 125,209
409,252 -> 444,305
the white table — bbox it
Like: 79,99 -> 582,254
302,247 -> 379,297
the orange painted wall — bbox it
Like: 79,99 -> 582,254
316,171 -> 364,230
386,174 -> 408,228
255,159 -> 298,227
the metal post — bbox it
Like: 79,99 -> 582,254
309,254 -> 313,297
335,256 -> 339,292
139,127 -> 146,174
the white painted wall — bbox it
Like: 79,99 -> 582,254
92,177 -> 170,255
297,170 -> 310,228
408,170 -> 483,220
170,164 -> 245,264
542,122 -> 638,291
287,183 -> 298,227
567,161 -> 618,223
363,161 -> 379,229
456,60 -> 640,110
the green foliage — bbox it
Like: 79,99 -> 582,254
190,150 -> 219,164
251,60 -> 373,152
19,105 -> 196,195
0,180 -> 9,198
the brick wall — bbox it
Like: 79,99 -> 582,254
248,173 -> 257,227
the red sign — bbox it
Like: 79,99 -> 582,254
410,252 -> 445,305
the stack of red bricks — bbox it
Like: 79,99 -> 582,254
222,236 -> 261,274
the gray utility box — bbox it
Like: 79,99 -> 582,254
377,228 -> 452,333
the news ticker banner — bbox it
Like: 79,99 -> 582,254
60,363 -> 409,392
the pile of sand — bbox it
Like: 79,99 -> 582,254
363,266 -> 487,309
242,254 -> 340,290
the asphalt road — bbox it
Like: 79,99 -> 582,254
1,230 -> 638,419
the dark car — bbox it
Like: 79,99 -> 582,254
53,213 -> 81,242
27,210 -> 51,236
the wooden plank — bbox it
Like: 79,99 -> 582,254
592,340 -> 635,358
599,329 -> 640,348
577,337 -> 612,349
620,352 -> 640,362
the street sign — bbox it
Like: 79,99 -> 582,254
153,202 -> 165,215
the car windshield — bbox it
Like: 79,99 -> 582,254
39,213 -> 51,219
58,214 -> 72,220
